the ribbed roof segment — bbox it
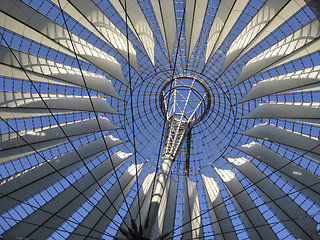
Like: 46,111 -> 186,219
0,0 -> 320,239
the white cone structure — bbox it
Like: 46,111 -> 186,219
0,1 -> 320,239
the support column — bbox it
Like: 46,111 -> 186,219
146,118 -> 190,237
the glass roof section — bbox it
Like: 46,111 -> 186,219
0,0 -> 320,239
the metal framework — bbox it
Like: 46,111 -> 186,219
0,0 -> 320,239
147,76 -> 210,236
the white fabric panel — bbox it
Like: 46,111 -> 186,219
237,142 -> 320,206
221,0 -> 290,73
267,37 -> 320,71
137,182 -> 156,234
205,0 -> 235,63
1,0 -> 126,85
0,91 -> 117,114
0,138 -> 69,163
242,124 -> 320,162
240,65 -> 320,103
151,176 -> 171,238
161,177 -> 177,239
109,0 -> 155,65
151,177 -> 177,239
0,137 -> 123,215
135,175 -> 157,234
183,177 -> 203,239
243,102 -> 320,125
115,172 -> 155,239
0,117 -> 118,163
185,0 -> 208,60
215,170 -> 277,239
0,12 -> 74,59
201,174 -> 237,240
227,157 -> 319,239
288,83 -> 320,93
40,162 -> 139,240
231,0 -> 306,67
0,108 -> 73,120
0,63 -> 76,87
206,0 -> 249,63
69,164 -> 143,240
0,68 -> 77,119
0,117 -> 116,150
151,0 -> 176,61
234,19 -> 320,87
0,46 -> 120,96
50,0 -> 139,72
2,152 -> 131,239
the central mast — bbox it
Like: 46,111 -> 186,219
146,76 -> 210,236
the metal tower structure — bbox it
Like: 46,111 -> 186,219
0,0 -> 320,239
147,76 -> 210,236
